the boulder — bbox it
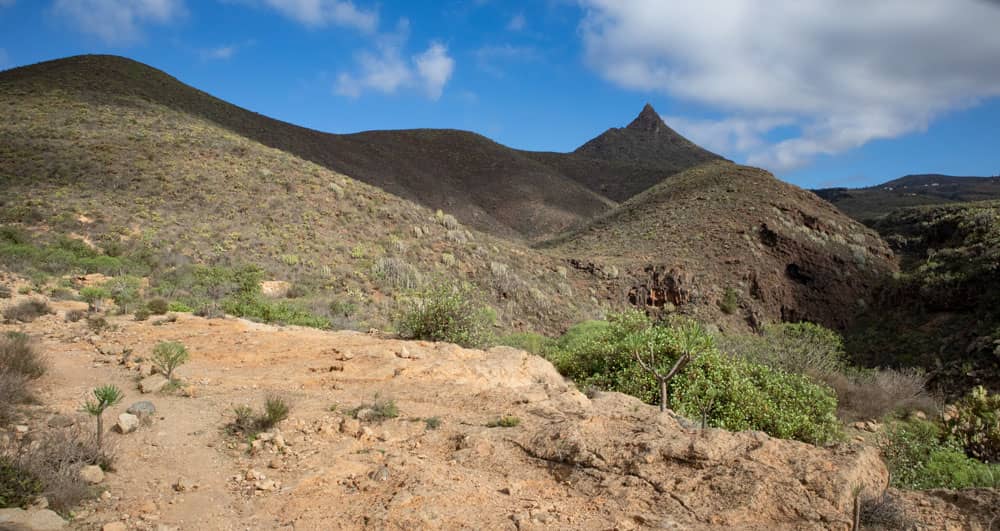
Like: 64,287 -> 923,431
0,508 -> 67,530
116,413 -> 140,434
126,400 -> 156,417
139,375 -> 169,394
79,465 -> 105,484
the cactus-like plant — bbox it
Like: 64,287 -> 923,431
82,384 -> 123,449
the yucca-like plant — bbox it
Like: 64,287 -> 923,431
82,384 -> 123,448
151,341 -> 189,381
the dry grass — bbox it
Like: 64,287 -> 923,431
2,299 -> 53,323
0,332 -> 46,422
0,426 -> 114,512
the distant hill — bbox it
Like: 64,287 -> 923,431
531,104 -> 724,201
814,174 -> 1000,221
540,161 -> 896,330
0,55 -> 617,240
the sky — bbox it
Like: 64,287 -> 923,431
1,0 -> 999,189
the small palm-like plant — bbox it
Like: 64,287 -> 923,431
82,384 -> 123,449
151,341 -> 189,381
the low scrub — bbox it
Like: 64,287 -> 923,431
2,299 -> 53,323
880,419 -> 1000,490
349,395 -> 399,422
0,426 -> 114,512
496,332 -> 552,355
0,231 -> 150,278
395,283 -> 495,348
718,323 -> 935,421
546,311 -> 842,445
229,395 -> 291,436
0,333 -> 46,422
944,386 -> 1000,463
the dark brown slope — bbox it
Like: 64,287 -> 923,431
540,161 -> 896,331
538,104 -> 723,201
813,174 -> 1000,221
0,54 -> 612,240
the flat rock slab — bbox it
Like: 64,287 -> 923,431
139,375 -> 168,394
0,508 -> 67,530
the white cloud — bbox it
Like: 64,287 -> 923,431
335,25 -> 455,101
579,0 -> 1000,171
259,0 -> 377,32
51,0 -> 184,44
667,116 -> 794,155
507,12 -> 525,31
414,42 -> 455,99
200,44 -> 238,61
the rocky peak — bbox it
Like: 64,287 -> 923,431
626,103 -> 667,133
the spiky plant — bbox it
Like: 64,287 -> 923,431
151,341 -> 189,381
82,384 -> 123,449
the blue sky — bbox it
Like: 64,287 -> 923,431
1,0 -> 998,188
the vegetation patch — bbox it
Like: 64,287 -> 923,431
395,282 -> 495,348
2,299 -> 53,323
546,311 -> 842,445
879,418 -> 1000,490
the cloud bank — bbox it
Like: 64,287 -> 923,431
579,0 -> 1000,171
51,0 -> 185,44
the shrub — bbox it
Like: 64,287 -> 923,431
146,298 -> 169,315
1,332 -> 46,380
134,308 -> 151,321
0,286 -> 10,299
547,312 -> 842,445
718,287 -> 739,314
945,386 -> 1000,463
859,492 -> 913,530
827,367 -> 936,421
65,309 -> 86,323
166,301 -> 193,313
371,257 -> 420,290
86,315 -> 110,333
227,396 -> 291,436
0,373 -> 30,423
0,456 -> 43,508
0,426 -> 113,512
349,395 -> 399,422
107,275 -> 141,314
151,341 -> 189,381
261,395 -> 290,429
78,286 -> 109,312
395,283 -> 495,348
486,416 -> 521,428
222,296 -> 330,329
718,322 -> 847,377
496,332 -> 552,355
424,417 -> 442,430
2,299 -> 53,323
880,419 -> 1000,489
48,287 -> 75,301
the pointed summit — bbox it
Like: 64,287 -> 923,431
572,104 -> 723,173
627,103 -> 667,132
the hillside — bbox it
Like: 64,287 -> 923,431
0,54 -> 613,240
0,55 -> 610,335
528,104 -> 724,202
814,174 -> 1000,221
845,200 -> 1000,396
541,161 -> 897,331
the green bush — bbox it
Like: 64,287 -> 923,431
151,341 -> 189,381
880,419 -> 1000,489
78,286 -> 109,312
0,457 -> 43,508
167,301 -> 193,313
496,332 -> 552,355
222,296 -> 331,329
718,287 -> 739,314
107,275 -> 141,313
395,283 -> 494,347
546,311 -> 842,445
146,298 -> 169,315
945,386 -> 1000,463
718,322 -> 847,377
486,416 -> 521,428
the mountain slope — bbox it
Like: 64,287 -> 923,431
549,104 -> 723,201
0,54 -> 612,240
541,161 -> 897,330
814,174 -> 1000,221
0,55 -> 610,334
